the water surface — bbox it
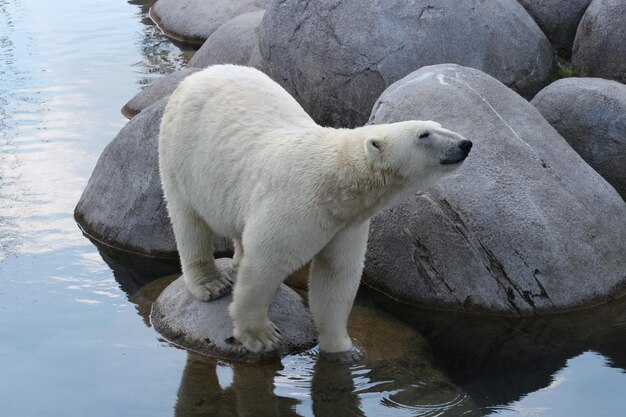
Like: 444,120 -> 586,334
1,1 -> 625,416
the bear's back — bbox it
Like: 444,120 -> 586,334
173,65 -> 316,132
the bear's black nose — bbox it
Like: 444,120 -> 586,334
459,140 -> 473,156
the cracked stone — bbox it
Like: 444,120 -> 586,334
260,0 -> 554,128
364,64 -> 626,315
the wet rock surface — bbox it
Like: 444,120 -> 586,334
188,10 -> 264,69
365,64 -> 626,315
532,77 -> 626,199
75,98 -> 231,258
151,258 -> 317,362
260,0 -> 553,127
150,0 -> 267,46
573,0 -> 626,83
122,68 -> 200,118
517,0 -> 592,57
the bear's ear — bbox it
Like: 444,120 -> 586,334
365,137 -> 383,160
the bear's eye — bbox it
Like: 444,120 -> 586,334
419,132 -> 430,139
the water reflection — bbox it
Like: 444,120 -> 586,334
110,248 -> 477,417
0,1 -> 195,415
370,290 -> 626,414
99,236 -> 626,416
128,0 -> 195,88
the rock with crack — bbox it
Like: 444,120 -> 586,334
150,0 -> 267,46
75,98 -> 232,258
151,258 -> 317,361
122,68 -> 201,119
364,64 -> 626,315
517,0 -> 592,58
188,10 -> 264,69
572,0 -> 626,83
260,0 -> 554,128
532,77 -> 626,200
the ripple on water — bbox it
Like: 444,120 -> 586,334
269,305 -> 478,417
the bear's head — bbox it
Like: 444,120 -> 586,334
364,120 -> 472,189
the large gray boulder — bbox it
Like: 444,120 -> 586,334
75,98 -> 231,258
365,64 -> 626,315
151,258 -> 317,362
517,0 -> 592,57
573,0 -> 626,83
260,0 -> 554,128
188,10 -> 264,69
122,68 -> 201,119
150,0 -> 267,46
531,78 -> 626,199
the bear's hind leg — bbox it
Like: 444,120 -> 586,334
309,220 -> 370,354
168,201 -> 233,301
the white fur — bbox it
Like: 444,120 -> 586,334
158,65 -> 468,354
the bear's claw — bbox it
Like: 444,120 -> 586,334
235,320 -> 283,353
185,272 -> 233,301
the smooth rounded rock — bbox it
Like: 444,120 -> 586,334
517,0 -> 592,57
151,258 -> 317,362
260,0 -> 554,128
188,10 -> 264,69
122,68 -> 201,119
573,0 -> 626,83
365,64 -> 626,315
532,77 -> 626,199
150,0 -> 267,46
75,98 -> 232,258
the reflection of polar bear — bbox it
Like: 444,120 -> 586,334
158,65 -> 472,354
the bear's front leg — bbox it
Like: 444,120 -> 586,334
229,211 -> 338,353
309,220 -> 370,355
228,253 -> 288,353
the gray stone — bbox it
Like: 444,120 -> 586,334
75,98 -> 232,259
151,258 -> 317,361
573,0 -> 626,83
260,0 -> 554,128
122,68 -> 201,119
517,0 -> 592,58
365,64 -> 626,315
188,10 -> 264,69
532,77 -> 626,199
150,0 -> 267,46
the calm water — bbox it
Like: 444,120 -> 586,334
1,1 -> 625,416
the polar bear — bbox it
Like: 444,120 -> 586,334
158,65 -> 471,355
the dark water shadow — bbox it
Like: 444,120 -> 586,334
96,239 -> 479,416
93,238 -> 181,296
86,229 -> 626,416
161,296 -> 479,417
368,288 -> 626,409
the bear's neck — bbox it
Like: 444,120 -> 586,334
320,131 -> 410,224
